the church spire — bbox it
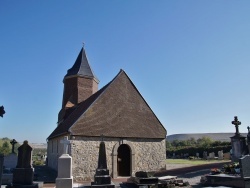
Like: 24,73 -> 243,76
64,47 -> 99,82
58,47 -> 100,123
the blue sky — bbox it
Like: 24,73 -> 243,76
0,1 -> 250,143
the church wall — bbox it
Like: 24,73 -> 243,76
70,136 -> 166,182
47,136 -> 66,171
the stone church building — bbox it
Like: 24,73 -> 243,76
47,47 -> 167,181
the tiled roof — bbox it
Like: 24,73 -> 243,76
48,70 -> 166,140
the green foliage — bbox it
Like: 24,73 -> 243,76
0,138 -> 21,156
166,137 -> 232,157
32,148 -> 47,166
197,137 -> 213,148
0,141 -> 11,155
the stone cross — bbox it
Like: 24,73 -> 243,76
10,139 -> 17,154
60,136 -> 70,154
232,116 -> 241,135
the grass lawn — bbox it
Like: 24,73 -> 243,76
166,159 -> 230,165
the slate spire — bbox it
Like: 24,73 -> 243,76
65,47 -> 99,82
58,47 -> 100,123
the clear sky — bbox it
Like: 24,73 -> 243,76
0,1 -> 250,143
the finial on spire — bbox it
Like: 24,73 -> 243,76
82,42 -> 85,49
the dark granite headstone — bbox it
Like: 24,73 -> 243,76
239,155 -> 250,188
7,141 -> 41,188
240,155 -> 250,178
91,136 -> 114,188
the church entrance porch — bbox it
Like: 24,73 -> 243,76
117,144 -> 131,176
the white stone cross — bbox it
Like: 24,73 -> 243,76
60,136 -> 70,154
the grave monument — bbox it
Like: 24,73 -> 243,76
231,116 -> 247,162
55,136 -> 73,188
6,140 -> 41,188
91,135 -> 115,188
4,139 -> 18,169
0,105 -> 5,185
247,126 -> 250,153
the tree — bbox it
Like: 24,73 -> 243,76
197,137 -> 213,148
0,106 -> 5,117
186,137 -> 196,146
0,141 -> 11,155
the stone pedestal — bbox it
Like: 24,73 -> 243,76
231,134 -> 247,162
56,154 -> 73,188
13,168 -> 34,185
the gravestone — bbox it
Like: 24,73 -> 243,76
4,139 -> 18,169
203,151 -> 207,160
56,136 -> 73,188
196,152 -> 199,158
208,152 -> 215,159
91,135 -> 114,188
239,155 -> 250,188
218,150 -> 223,160
6,140 -> 41,188
231,116 -> 247,162
247,126 -> 250,154
0,154 -> 4,185
224,152 -> 231,160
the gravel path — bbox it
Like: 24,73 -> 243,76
164,162 -> 230,187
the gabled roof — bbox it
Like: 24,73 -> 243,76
64,48 -> 99,82
48,70 -> 166,140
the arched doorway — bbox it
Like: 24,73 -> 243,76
117,144 -> 131,176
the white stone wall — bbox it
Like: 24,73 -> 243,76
47,136 -> 66,170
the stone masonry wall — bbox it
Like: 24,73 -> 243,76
70,136 -> 166,182
47,136 -> 65,170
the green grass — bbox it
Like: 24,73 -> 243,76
166,159 -> 230,165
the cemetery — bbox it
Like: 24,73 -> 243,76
1,48 -> 250,188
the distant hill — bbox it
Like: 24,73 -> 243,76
29,143 -> 47,149
167,133 -> 248,142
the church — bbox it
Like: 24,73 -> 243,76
47,47 -> 167,181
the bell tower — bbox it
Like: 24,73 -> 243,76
58,47 -> 99,123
